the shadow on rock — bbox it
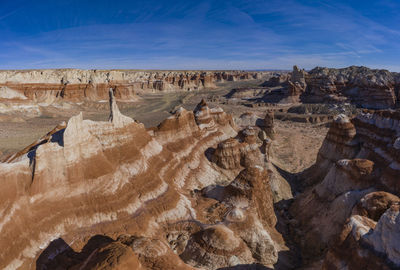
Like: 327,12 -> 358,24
205,147 -> 216,162
218,263 -> 273,270
36,235 -> 114,270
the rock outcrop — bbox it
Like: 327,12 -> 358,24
199,166 -> 282,269
264,65 -> 400,109
0,69 -> 266,105
287,65 -> 307,102
290,108 -> 400,269
306,66 -> 399,109
310,114 -> 359,183
0,93 -> 285,269
212,138 -> 242,169
261,110 -> 276,139
322,193 -> 400,270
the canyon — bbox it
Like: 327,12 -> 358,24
0,66 -> 399,270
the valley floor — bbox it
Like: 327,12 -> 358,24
0,79 -> 328,170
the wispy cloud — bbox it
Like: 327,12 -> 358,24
0,0 -> 399,70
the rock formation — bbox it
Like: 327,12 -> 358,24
308,113 -> 359,183
322,192 -> 400,270
0,69 -> 266,105
0,92 -> 286,269
261,110 -> 276,139
3,65 -> 400,269
306,66 -> 399,109
264,65 -> 400,109
287,65 -> 307,102
212,138 -> 242,169
289,108 -> 400,269
263,73 -> 289,87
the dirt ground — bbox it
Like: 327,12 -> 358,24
0,79 -> 328,172
272,121 -> 327,173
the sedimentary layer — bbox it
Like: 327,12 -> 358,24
265,65 -> 400,109
0,69 -> 265,104
0,92 -> 284,270
290,109 -> 400,269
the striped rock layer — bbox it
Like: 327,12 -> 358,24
266,65 -> 400,109
290,110 -> 400,269
0,95 -> 283,270
0,69 -> 265,104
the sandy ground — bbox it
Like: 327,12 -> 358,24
272,121 -> 327,173
0,79 -> 328,173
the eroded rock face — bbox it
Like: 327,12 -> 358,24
290,158 -> 374,259
306,66 -> 398,109
352,191 -> 400,221
0,69 -> 265,105
287,65 -> 307,101
199,166 -> 282,268
212,126 -> 265,171
363,204 -> 400,265
354,110 -> 400,194
262,110 -> 275,139
264,65 -> 400,109
73,241 -> 144,270
213,138 -> 242,169
290,108 -> 400,268
180,225 -> 254,269
0,94 -> 284,269
322,193 -> 400,270
263,73 -> 289,87
304,113 -> 359,185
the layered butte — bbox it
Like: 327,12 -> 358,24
0,91 -> 286,269
265,65 -> 400,109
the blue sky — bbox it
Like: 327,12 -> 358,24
0,0 -> 399,70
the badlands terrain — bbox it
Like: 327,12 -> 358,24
0,66 -> 399,270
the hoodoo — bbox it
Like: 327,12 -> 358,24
289,108 -> 400,269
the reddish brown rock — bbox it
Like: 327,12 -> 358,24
199,166 -> 282,267
264,73 -> 289,87
239,127 -> 264,168
213,138 -> 242,170
0,94 -> 285,270
180,225 -> 253,269
194,99 -> 216,131
352,191 -> 400,221
224,166 -> 276,228
288,65 -> 307,99
322,193 -> 400,270
263,65 -> 399,109
291,108 -> 400,267
74,241 -> 144,270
